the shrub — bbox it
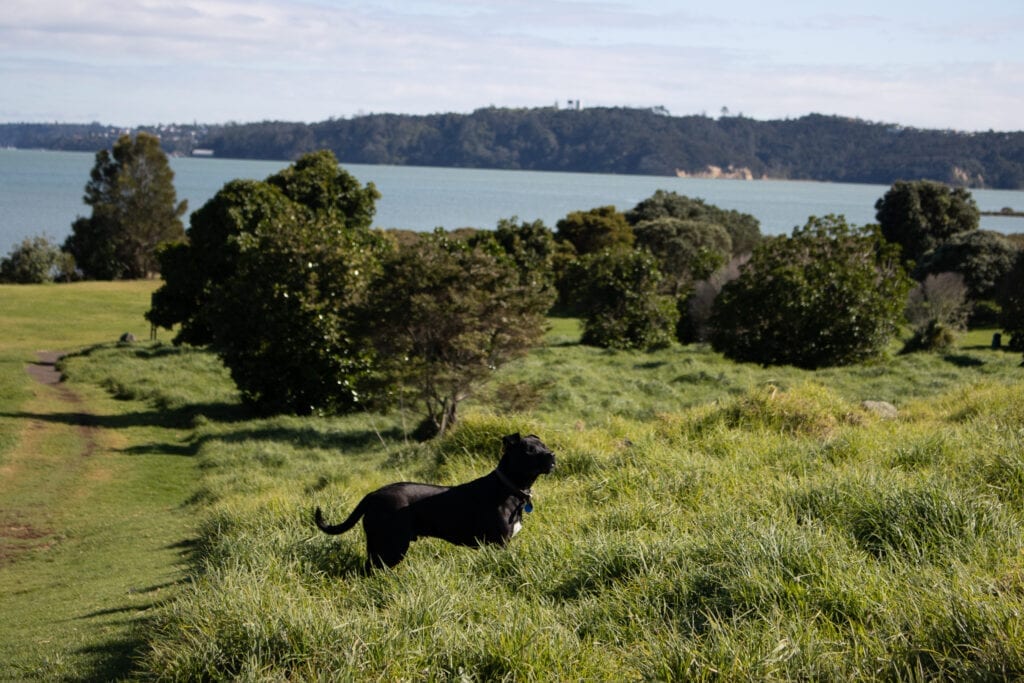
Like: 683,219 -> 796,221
566,250 -> 679,351
626,189 -> 762,255
633,217 -> 732,295
368,231 -> 555,437
148,150 -> 387,415
710,215 -> 911,368
555,205 -> 634,256
913,230 -> 1019,300
996,250 -> 1024,351
0,235 -> 72,283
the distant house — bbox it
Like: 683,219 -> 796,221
191,148 -> 214,157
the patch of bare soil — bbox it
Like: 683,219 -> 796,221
25,351 -> 98,458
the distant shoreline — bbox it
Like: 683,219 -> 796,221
981,208 -> 1024,218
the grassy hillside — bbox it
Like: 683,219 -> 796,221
3,283 -> 1024,679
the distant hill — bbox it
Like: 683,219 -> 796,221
3,108 -> 1023,189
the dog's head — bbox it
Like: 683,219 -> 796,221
498,433 -> 556,486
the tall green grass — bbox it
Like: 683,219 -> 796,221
48,324 -> 1024,680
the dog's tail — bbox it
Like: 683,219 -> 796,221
314,502 -> 365,536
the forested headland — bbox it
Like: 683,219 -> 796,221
3,107 -> 1024,188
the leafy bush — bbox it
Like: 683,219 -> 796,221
997,250 -> 1024,351
149,150 -> 387,415
626,189 -> 762,255
566,249 -> 679,350
368,231 -> 555,437
633,217 -> 732,294
0,235 -> 73,283
710,215 -> 911,368
555,205 -> 634,256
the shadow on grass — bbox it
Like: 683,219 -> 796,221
192,423 -> 406,454
943,354 -> 986,368
70,541 -> 197,682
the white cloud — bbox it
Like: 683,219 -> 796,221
0,0 -> 1021,130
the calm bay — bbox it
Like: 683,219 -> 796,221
2,148 -> 1023,255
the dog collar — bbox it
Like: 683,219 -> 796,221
493,468 -> 532,501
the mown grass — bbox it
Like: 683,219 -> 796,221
5,283 -> 1024,680
0,282 -> 203,680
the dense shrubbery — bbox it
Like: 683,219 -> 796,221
564,249 -> 678,350
709,215 -> 911,368
149,151 -> 387,415
141,152 -> 1023,410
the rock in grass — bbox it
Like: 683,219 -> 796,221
861,400 -> 898,419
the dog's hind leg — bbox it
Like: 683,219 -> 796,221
364,518 -> 412,569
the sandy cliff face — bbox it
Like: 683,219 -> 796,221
676,165 -> 759,180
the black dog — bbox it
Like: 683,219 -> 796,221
314,433 -> 555,569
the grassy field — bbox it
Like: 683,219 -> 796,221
0,282 -> 201,680
3,283 -> 1024,680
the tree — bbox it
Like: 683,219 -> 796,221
369,231 -> 555,438
148,150 -> 386,415
0,235 -> 73,283
913,230 -> 1020,301
633,217 -> 733,295
874,180 -> 979,265
626,190 -> 761,255
64,133 -> 186,279
555,206 -> 634,256
710,215 -> 911,368
566,249 -> 679,351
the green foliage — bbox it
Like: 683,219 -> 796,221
567,250 -> 679,350
875,180 -> 980,265
555,205 -> 634,256
710,215 -> 912,368
63,133 -> 186,279
368,230 -> 555,437
149,150 -> 387,415
633,216 -> 732,294
914,229 -> 1020,300
626,189 -> 762,255
997,251 -> 1024,351
488,216 -> 561,296
0,235 -> 73,283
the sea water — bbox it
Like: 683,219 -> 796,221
2,148 -> 1022,255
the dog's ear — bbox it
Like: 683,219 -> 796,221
502,433 -> 521,450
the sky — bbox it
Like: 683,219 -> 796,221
2,0 -> 1022,132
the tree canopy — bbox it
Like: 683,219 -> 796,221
555,206 -> 634,256
874,180 -> 980,266
64,132 -> 186,279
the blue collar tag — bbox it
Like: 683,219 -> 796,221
524,501 -> 533,513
